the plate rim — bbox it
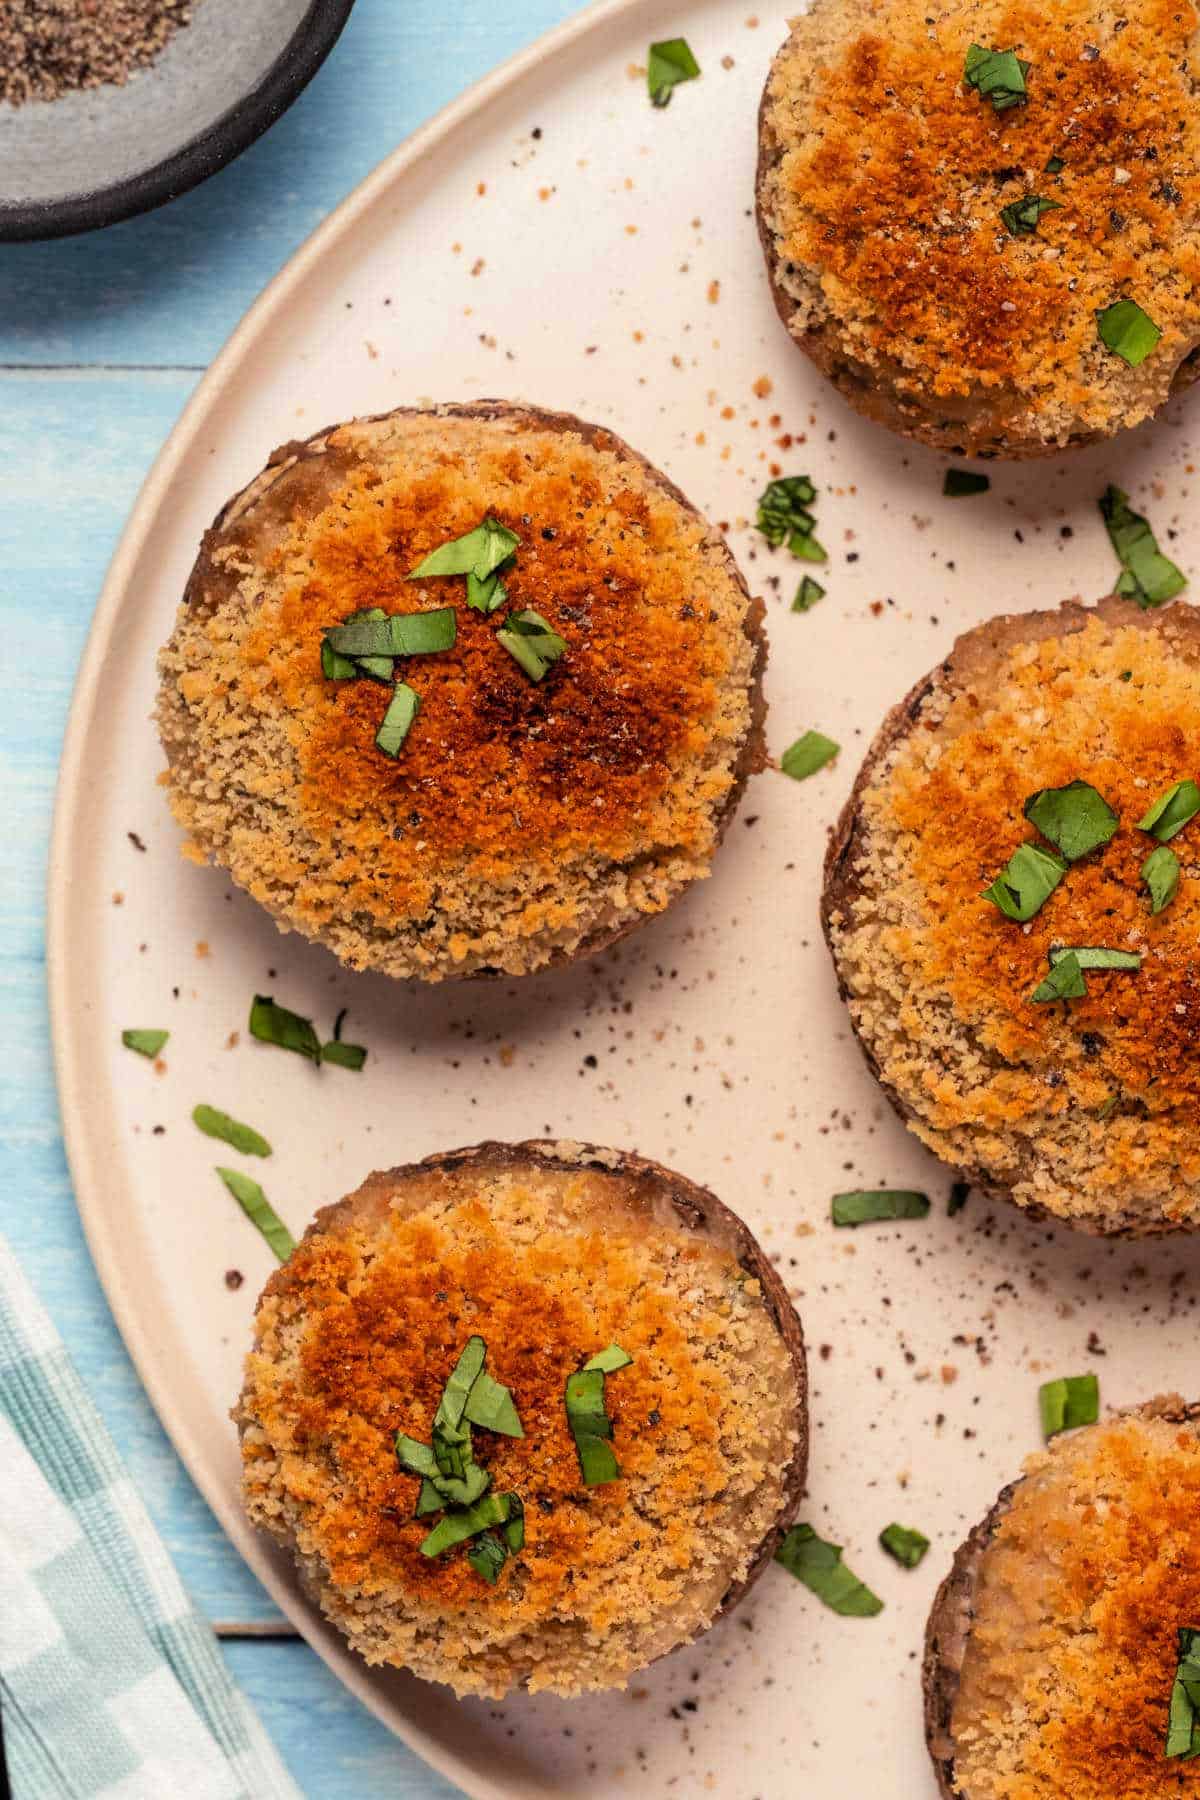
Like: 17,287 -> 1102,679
45,0 -> 656,1790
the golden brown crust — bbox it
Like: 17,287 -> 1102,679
923,1399 -> 1200,1798
756,0 -> 1200,457
822,597 -> 1200,1235
159,402 -> 767,981
235,1140 -> 807,1698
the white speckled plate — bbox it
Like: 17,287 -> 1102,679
48,0 -> 1200,1794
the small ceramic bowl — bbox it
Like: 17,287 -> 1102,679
0,0 -> 355,241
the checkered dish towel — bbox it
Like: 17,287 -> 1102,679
0,1234 -> 300,1800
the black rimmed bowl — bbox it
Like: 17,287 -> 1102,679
0,0 -> 356,241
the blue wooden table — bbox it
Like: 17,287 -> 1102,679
0,3 -> 580,1789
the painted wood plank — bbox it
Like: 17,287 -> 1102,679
0,0 -> 580,369
220,1639 -> 463,1797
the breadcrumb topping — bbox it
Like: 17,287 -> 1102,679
157,407 -> 761,980
952,1407 -> 1200,1797
237,1156 -> 799,1697
828,607 -> 1200,1229
760,0 -> 1200,446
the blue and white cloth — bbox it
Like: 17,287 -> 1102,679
0,1234 -> 300,1800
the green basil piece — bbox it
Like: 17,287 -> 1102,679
320,1039 -> 367,1071
775,1523 -> 884,1616
1096,298 -> 1161,367
426,1462 -> 492,1509
1166,1627 -> 1200,1760
192,1105 -> 272,1158
249,994 -> 321,1063
781,731 -> 839,781
1038,1373 -> 1099,1440
121,1028 -> 169,1059
437,1337 -> 488,1434
215,1168 -> 295,1262
463,1369 -> 525,1438
792,575 -> 826,612
566,1346 -> 631,1487
466,569 -> 507,614
831,1191 -> 930,1227
1031,951 -> 1086,1004
1138,780 -> 1200,841
1049,945 -> 1142,971
1023,780 -> 1119,861
1095,1094 -> 1120,1121
409,517 -> 520,581
756,476 -> 826,562
879,1523 -> 930,1569
327,609 -> 456,660
1143,844 -> 1181,913
375,683 -> 421,758
503,1495 -> 525,1553
496,609 -> 567,682
320,640 -> 359,680
394,1434 -> 441,1481
1000,194 -> 1061,237
943,469 -> 990,497
647,36 -> 700,107
415,1479 -> 443,1517
1099,486 -> 1187,608
419,1491 -> 515,1559
963,43 -> 1030,111
1044,154 -> 1066,174
983,841 -> 1067,921
467,1531 -> 509,1585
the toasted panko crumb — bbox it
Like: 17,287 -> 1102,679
951,1405 -> 1200,1797
759,0 -> 1200,449
827,608 -> 1200,1231
236,1154 -> 800,1698
157,406 -> 762,981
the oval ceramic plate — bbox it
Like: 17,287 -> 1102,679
48,0 -> 1200,1794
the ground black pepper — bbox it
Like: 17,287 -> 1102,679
1,0 -> 196,108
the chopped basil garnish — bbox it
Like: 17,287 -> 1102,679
1023,780 -> 1119,861
249,994 -> 321,1063
1099,486 -> 1186,607
781,731 -> 839,781
192,1105 -> 271,1158
326,609 -> 456,660
419,1490 -> 517,1559
566,1344 -> 632,1487
320,1039 -> 367,1071
321,640 -> 358,680
467,1530 -> 509,1584
1166,1627 -> 1200,1760
1000,194 -> 1061,237
215,1167 -> 295,1261
1045,153 -> 1066,174
466,569 -> 507,614
963,43 -> 1030,111
879,1523 -> 930,1569
496,609 -> 567,682
1038,1372 -> 1099,1440
121,1028 -> 169,1059
775,1523 -> 884,1616
409,517 -> 520,583
647,36 -> 700,107
831,1190 -> 930,1227
1095,1094 -> 1120,1121
503,1495 -> 525,1552
1138,780 -> 1200,841
1143,844 -> 1180,913
757,476 -> 827,562
983,842 -> 1067,921
943,469 -> 990,497
1031,951 -> 1086,1003
792,575 -> 826,612
1097,298 -> 1161,367
375,682 -> 421,758
463,1369 -> 525,1437
1049,945 -> 1142,971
